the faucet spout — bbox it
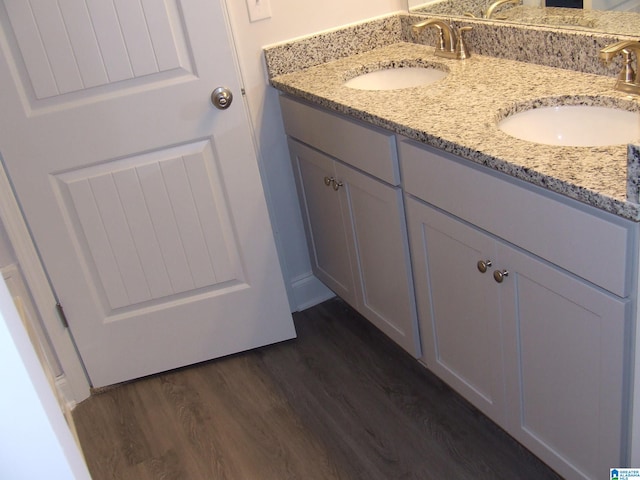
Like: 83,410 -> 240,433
484,0 -> 520,19
599,40 -> 640,62
412,19 -> 456,54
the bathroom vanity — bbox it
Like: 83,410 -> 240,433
281,96 -> 420,356
266,17 -> 640,480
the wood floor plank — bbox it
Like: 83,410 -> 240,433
73,298 -> 562,480
193,354 -> 345,480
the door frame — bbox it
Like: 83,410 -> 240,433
0,160 -> 90,405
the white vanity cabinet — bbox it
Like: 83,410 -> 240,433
278,93 -> 636,479
401,138 -> 634,480
280,96 -> 420,356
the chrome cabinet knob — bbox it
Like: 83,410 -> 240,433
324,176 -> 333,186
493,269 -> 509,283
477,259 -> 492,273
211,87 -> 233,109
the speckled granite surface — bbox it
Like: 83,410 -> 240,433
264,15 -> 404,78
268,42 -> 640,220
629,144 -> 640,201
401,13 -> 626,76
264,13 -> 629,79
412,1 -> 640,37
411,0 -> 503,18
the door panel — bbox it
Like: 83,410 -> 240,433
3,0 -> 190,102
57,139 -> 241,311
500,244 -> 628,480
289,139 -> 357,305
406,197 -> 506,427
0,0 -> 295,387
336,162 -> 419,356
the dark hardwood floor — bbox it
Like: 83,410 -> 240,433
73,298 -> 562,480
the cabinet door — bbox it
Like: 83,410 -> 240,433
335,162 -> 420,356
289,140 -> 357,306
406,197 -> 507,426
499,244 -> 629,480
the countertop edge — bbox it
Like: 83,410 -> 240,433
271,74 -> 640,222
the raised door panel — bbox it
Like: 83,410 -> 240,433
406,197 -> 506,427
289,139 -> 357,306
2,0 -> 189,107
58,140 -> 239,311
499,243 -> 629,480
335,162 -> 419,356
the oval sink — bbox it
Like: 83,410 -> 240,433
344,67 -> 447,91
498,105 -> 640,147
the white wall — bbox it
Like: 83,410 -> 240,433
0,277 -> 91,480
224,0 -> 405,311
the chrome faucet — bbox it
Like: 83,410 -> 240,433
484,0 -> 520,19
412,19 -> 472,60
599,40 -> 640,95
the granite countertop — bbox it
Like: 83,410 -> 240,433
270,42 -> 640,221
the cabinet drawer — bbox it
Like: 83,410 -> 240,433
280,95 -> 399,185
399,139 -> 636,297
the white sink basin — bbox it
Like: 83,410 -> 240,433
498,105 -> 640,147
344,67 -> 447,91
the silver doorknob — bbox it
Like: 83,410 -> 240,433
211,87 -> 233,109
493,270 -> 509,283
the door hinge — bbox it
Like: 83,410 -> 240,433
55,302 -> 69,329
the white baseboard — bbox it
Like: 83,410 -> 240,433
290,273 -> 334,312
54,375 -> 84,450
55,375 -> 77,412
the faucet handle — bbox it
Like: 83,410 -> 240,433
432,24 -> 446,51
456,26 -> 472,60
618,50 -> 636,83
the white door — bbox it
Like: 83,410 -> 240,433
0,0 -> 295,387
